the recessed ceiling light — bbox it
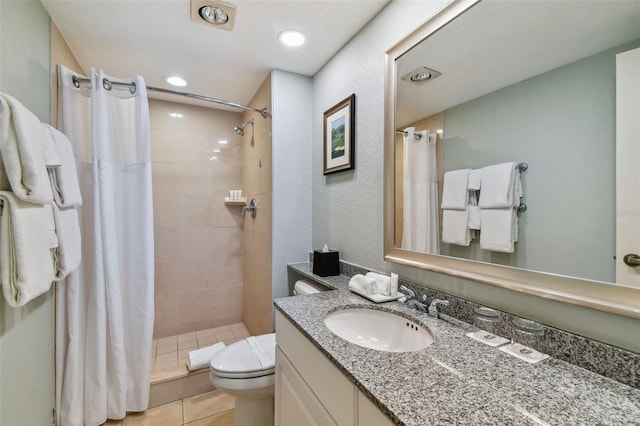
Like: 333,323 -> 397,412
401,66 -> 441,85
279,30 -> 305,47
166,76 -> 188,87
199,5 -> 228,24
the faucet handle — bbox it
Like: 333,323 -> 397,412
428,299 -> 449,318
397,286 -> 415,303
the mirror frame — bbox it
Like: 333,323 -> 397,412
383,0 -> 640,320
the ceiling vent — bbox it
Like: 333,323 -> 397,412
191,0 -> 237,32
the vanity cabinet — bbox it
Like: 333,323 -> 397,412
275,311 -> 392,426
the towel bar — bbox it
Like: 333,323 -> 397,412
516,203 -> 527,212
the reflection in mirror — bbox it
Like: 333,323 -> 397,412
393,0 -> 640,283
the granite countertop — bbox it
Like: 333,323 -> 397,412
274,263 -> 640,425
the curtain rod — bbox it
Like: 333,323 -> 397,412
71,75 -> 269,118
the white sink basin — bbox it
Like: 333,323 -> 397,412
324,308 -> 433,352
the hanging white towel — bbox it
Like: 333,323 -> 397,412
0,191 -> 56,307
468,169 -> 482,191
468,205 -> 481,230
187,342 -> 226,371
42,125 -> 62,169
442,209 -> 473,246
0,93 -> 54,204
441,169 -> 470,209
44,203 -> 59,249
44,124 -> 83,207
479,208 -> 518,253
478,162 -> 521,208
51,203 -> 82,280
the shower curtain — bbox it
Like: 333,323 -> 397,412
402,127 -> 440,254
55,65 -> 154,426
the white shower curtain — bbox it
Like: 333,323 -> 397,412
402,127 -> 440,254
55,65 -> 154,426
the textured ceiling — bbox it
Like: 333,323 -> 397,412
42,0 -> 389,109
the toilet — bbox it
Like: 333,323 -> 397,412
210,333 -> 276,426
210,280 -> 324,426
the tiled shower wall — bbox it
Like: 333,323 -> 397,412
242,74 -> 273,335
150,99 -> 244,338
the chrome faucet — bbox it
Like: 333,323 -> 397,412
428,299 -> 449,319
397,285 -> 415,303
398,286 -> 429,312
242,198 -> 258,218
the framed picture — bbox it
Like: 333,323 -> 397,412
323,94 -> 355,175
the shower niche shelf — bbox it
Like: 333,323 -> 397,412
224,197 -> 247,206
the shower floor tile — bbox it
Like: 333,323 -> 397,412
151,322 -> 249,377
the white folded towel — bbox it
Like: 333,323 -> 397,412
0,93 -> 53,204
348,274 -> 377,296
41,125 -> 61,168
468,169 -> 482,191
187,342 -> 226,371
365,272 -> 391,296
442,209 -> 473,246
441,169 -> 470,209
478,162 -> 521,208
468,205 -> 481,230
0,191 -> 56,307
51,204 -> 82,280
44,203 -> 59,249
44,124 -> 83,207
480,208 -> 518,253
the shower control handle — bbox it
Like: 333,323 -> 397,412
242,198 -> 258,219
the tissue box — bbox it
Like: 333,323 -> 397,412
313,250 -> 340,277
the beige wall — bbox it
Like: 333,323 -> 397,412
50,22 -> 84,127
150,99 -> 244,338
242,75 -> 273,335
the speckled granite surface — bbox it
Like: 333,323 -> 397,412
278,263 -> 640,425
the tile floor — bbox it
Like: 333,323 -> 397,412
103,390 -> 234,426
152,323 -> 250,373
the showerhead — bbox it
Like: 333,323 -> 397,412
233,119 -> 254,136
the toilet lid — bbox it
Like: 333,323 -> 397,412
211,333 -> 276,379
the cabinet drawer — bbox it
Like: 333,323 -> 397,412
276,311 -> 356,426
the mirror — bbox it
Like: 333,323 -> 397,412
384,0 -> 640,319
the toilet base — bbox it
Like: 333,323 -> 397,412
233,394 -> 274,426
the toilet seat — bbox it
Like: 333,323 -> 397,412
210,333 -> 276,379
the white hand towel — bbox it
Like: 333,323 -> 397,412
348,274 -> 376,296
0,93 -> 53,204
187,342 -> 226,371
44,203 -> 59,249
468,169 -> 482,191
479,208 -> 518,253
441,169 -> 470,209
44,124 -> 83,207
365,272 -> 391,296
51,204 -> 82,280
442,209 -> 473,246
468,205 -> 481,230
41,125 -> 61,168
479,162 -> 520,208
0,191 -> 56,307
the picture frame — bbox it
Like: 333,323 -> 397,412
323,94 -> 355,175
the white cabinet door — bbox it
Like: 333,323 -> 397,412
275,346 -> 337,426
357,391 -> 393,426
